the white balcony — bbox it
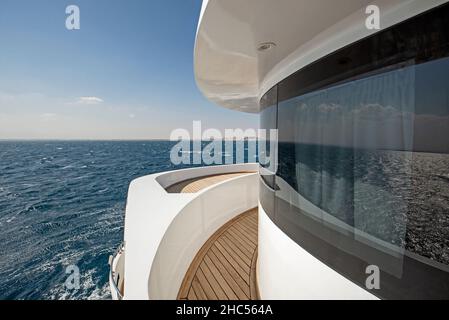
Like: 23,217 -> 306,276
110,163 -> 259,300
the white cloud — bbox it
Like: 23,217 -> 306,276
39,113 -> 58,121
77,96 -> 104,105
40,113 -> 57,117
0,92 -> 15,103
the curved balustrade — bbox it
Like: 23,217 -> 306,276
112,163 -> 258,300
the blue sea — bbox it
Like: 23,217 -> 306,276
0,140 -> 254,300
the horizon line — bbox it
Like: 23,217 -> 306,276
0,138 -> 259,142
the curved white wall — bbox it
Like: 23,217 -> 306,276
257,203 -> 378,300
123,163 -> 258,300
149,173 -> 258,299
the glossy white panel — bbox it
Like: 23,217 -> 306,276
122,163 -> 258,299
257,203 -> 379,299
195,0 -> 448,112
148,172 -> 258,299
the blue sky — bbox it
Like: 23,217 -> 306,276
0,0 -> 258,139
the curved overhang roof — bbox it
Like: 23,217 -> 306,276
194,0 -> 447,113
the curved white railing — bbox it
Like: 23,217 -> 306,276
120,163 -> 259,300
109,242 -> 125,300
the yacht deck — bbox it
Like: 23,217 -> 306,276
178,208 -> 259,300
166,172 -> 254,193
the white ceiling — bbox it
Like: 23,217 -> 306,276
194,0 -> 447,113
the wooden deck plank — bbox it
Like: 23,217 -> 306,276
209,245 -> 250,297
244,213 -> 258,223
236,220 -> 258,238
191,277 -> 207,300
244,220 -> 258,231
242,216 -> 258,230
216,237 -> 251,272
230,224 -> 257,245
213,241 -> 250,284
218,235 -> 252,266
177,208 -> 259,300
222,232 -> 253,259
250,248 -> 259,300
166,172 -> 254,193
206,250 -> 248,299
203,254 -> 238,300
200,262 -> 228,300
187,288 -> 197,300
229,225 -> 257,247
196,267 -> 218,300
227,227 -> 256,250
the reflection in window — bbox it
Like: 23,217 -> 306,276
259,3 -> 449,299
274,57 -> 449,298
277,65 -> 418,280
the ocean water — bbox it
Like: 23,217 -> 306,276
0,141 -> 254,300
277,143 -> 449,265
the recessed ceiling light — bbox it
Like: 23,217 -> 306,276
257,42 -> 276,52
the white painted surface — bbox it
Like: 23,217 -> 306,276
195,0 -> 448,112
109,271 -> 120,300
149,172 -> 258,299
109,249 -> 124,300
122,163 -> 258,300
257,203 -> 378,300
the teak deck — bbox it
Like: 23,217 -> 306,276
178,208 -> 259,300
166,172 -> 254,193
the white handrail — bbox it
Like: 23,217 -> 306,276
109,242 -> 125,300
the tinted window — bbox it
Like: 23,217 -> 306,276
259,86 -> 277,218
260,3 -> 449,299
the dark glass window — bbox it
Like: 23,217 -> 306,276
259,85 -> 277,188
259,86 -> 277,218
260,3 -> 449,299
